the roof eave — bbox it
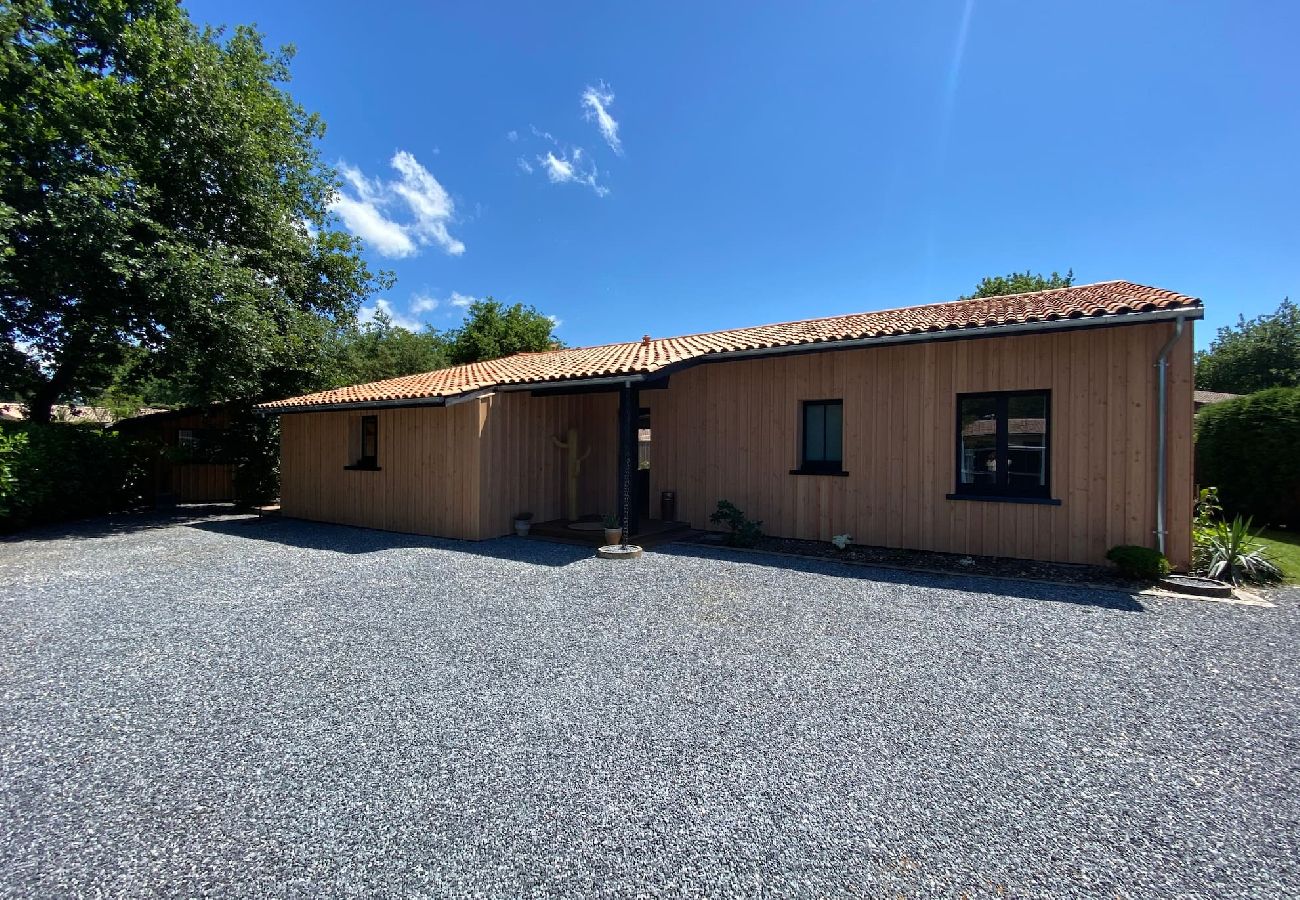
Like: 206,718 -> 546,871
682,305 -> 1203,367
258,305 -> 1202,414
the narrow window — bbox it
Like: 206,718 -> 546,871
955,391 -> 1050,499
359,415 -> 378,468
800,400 -> 843,474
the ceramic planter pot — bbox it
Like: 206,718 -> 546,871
514,516 -> 532,536
603,527 -> 623,546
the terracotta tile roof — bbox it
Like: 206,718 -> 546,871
1193,390 -> 1241,407
259,280 -> 1201,411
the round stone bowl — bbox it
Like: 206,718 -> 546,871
1159,574 -> 1233,598
597,544 -> 643,560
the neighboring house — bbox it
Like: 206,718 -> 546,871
258,281 -> 1201,568
113,406 -> 236,503
1193,390 -> 1242,411
0,401 -> 160,425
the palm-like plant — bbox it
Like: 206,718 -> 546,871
1200,515 -> 1284,585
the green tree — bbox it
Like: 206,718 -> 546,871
0,1 -> 384,422
446,298 -> 561,365
964,269 -> 1074,299
331,311 -> 450,386
1195,299 -> 1300,394
1196,387 -> 1300,527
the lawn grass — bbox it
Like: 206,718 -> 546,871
1256,529 -> 1300,583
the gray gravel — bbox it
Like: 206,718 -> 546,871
1,510 -> 1297,898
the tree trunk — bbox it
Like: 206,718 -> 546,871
26,339 -> 86,425
26,381 -> 58,425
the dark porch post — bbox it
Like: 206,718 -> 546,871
617,381 -> 640,541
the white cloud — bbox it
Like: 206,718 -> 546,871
410,293 -> 439,314
547,314 -> 562,328
536,148 -> 608,197
507,130 -> 519,142
329,151 -> 465,258
389,150 -> 465,255
540,151 -> 574,183
359,298 -> 422,331
449,292 -> 477,309
330,173 -> 417,258
581,83 -> 622,154
516,157 -> 534,175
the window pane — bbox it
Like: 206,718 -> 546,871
361,417 -> 378,460
1007,396 -> 1047,488
824,402 -> 843,463
804,403 -> 825,461
959,397 -> 998,485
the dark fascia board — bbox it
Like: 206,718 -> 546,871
527,375 -> 671,398
260,306 -> 1201,414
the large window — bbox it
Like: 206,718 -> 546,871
799,399 -> 844,474
954,391 -> 1051,500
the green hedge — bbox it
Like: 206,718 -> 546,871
1196,387 -> 1300,528
0,423 -> 152,532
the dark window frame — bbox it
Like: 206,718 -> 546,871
797,399 -> 845,475
951,389 -> 1052,501
346,415 -> 380,471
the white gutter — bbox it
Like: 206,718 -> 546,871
1154,316 -> 1188,556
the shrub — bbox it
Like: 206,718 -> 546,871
1196,515 -> 1283,585
709,500 -> 763,548
0,423 -> 151,532
1196,387 -> 1300,527
220,410 -> 280,507
1105,545 -> 1171,581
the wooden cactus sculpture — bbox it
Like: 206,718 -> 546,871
552,426 -> 591,522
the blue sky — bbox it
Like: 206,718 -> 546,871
187,0 -> 1299,351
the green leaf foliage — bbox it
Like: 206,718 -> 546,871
1194,298 -> 1300,394
709,500 -> 763,548
0,422 -> 151,531
446,298 -> 561,366
1195,515 -> 1283,585
963,269 -> 1074,300
324,311 -> 450,388
1195,387 -> 1300,527
0,1 -> 385,422
1105,545 -> 1170,581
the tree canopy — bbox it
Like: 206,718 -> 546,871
1195,298 -> 1300,394
445,298 -> 561,365
329,311 -> 449,388
0,0 -> 384,422
963,269 -> 1074,299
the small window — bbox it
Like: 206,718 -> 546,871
358,415 -> 378,468
800,400 -> 843,474
955,391 -> 1050,499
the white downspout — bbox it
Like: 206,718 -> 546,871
1154,316 -> 1187,556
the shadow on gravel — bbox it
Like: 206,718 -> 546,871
186,516 -> 593,568
654,542 -> 1148,612
2,504 -> 242,543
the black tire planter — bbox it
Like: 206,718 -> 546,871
1159,574 -> 1233,598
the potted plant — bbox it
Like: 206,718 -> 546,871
514,512 -> 533,537
602,514 -> 623,546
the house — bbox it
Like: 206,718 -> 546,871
1193,390 -> 1241,411
0,401 -> 160,425
257,281 -> 1201,569
112,405 -> 237,503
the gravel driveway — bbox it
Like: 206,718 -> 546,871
2,510 -> 1297,898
